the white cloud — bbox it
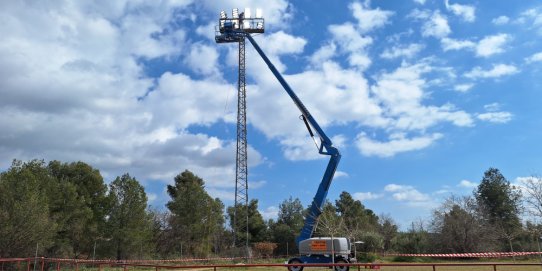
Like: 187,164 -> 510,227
526,52 -> 542,63
441,34 -> 510,58
384,184 -> 431,202
420,11 -> 452,38
458,179 -> 477,188
334,171 -> 349,179
380,43 -> 424,59
328,23 -> 373,70
492,16 -> 510,25
370,63 -> 474,131
475,34 -> 510,57
445,0 -> 476,22
477,112 -> 513,123
310,43 -> 337,66
465,64 -> 519,79
353,192 -> 383,201
454,83 -> 474,93
441,37 -> 476,51
516,8 -> 542,33
356,132 -> 443,158
484,103 -> 501,112
477,103 -> 512,123
261,30 -> 307,56
0,1 -> 275,202
184,43 -> 220,76
350,2 -> 394,33
413,0 -> 427,4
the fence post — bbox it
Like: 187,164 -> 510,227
433,264 -> 436,271
493,264 -> 497,271
56,261 -> 60,271
40,257 -> 44,271
26,259 -> 30,271
75,260 -> 78,271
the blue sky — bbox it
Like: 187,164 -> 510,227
1,0 -> 542,228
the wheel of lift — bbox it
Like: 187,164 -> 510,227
334,258 -> 349,271
287,258 -> 303,271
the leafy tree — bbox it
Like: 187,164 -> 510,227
0,160 -> 56,257
392,220 -> 430,254
431,195 -> 495,253
314,202 -> 344,238
47,161 -> 108,258
335,192 -> 378,233
167,170 -> 224,257
475,168 -> 522,251
270,197 -> 304,255
476,168 -> 521,226
227,199 -> 268,244
107,173 -> 152,260
357,231 -> 384,253
278,197 -> 305,230
378,214 -> 398,252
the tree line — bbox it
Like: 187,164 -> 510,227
1,159 -> 541,260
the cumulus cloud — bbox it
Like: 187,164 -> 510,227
353,192 -> 383,201
445,0 -> 476,22
350,2 -> 394,33
380,43 -> 424,59
410,10 -> 451,38
441,37 -> 476,51
516,8 -> 542,34
458,179 -> 477,188
384,184 -> 431,202
476,103 -> 512,124
465,64 -> 519,79
441,34 -> 510,58
484,103 -> 501,111
526,52 -> 542,63
370,62 -> 473,131
184,43 -> 220,76
475,34 -> 510,57
328,23 -> 373,70
492,16 -> 510,25
335,171 -> 349,179
0,0 -> 275,201
356,132 -> 443,158
477,112 -> 513,123
454,83 -> 474,93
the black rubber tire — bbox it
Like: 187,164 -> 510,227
287,258 -> 303,271
334,258 -> 349,271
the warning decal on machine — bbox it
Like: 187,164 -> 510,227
310,240 -> 328,251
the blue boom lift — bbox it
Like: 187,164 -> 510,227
216,11 -> 352,271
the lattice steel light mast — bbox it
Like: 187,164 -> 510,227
215,8 -> 264,254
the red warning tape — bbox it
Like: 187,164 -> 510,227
385,252 -> 542,258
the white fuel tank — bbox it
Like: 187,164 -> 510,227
298,237 -> 351,256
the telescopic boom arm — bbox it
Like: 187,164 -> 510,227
244,34 -> 342,246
